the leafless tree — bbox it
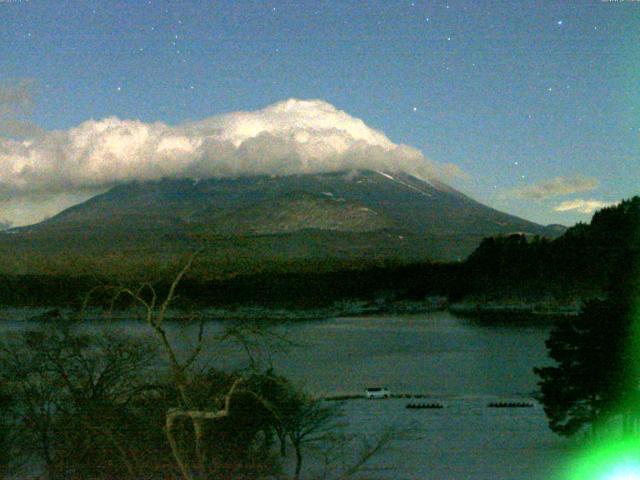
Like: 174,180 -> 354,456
83,253 -> 288,480
0,320 -> 160,479
78,252 -> 406,480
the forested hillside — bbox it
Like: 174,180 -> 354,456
455,196 -> 640,301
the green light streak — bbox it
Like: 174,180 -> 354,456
560,437 -> 640,480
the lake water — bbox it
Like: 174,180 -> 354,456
0,310 -> 573,479
263,313 -> 570,479
264,312 -> 553,397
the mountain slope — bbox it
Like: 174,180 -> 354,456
26,170 -> 555,235
1,170 -> 563,276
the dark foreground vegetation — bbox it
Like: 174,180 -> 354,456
0,267 -> 398,479
0,197 -> 637,312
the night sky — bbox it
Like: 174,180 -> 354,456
1,0 -> 638,226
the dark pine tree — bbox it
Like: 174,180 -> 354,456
534,197 -> 640,437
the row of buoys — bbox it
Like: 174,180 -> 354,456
488,402 -> 533,408
406,403 -> 444,409
405,401 -> 535,410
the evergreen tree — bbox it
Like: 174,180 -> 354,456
534,198 -> 640,436
534,297 -> 633,436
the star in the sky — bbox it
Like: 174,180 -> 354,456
413,106 -> 417,112
557,20 -> 563,26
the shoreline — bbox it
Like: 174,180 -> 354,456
0,297 -> 582,323
448,301 -> 580,321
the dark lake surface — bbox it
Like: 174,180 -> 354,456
0,310 -> 572,479
263,312 -> 553,397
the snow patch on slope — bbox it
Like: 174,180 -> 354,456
375,170 -> 433,198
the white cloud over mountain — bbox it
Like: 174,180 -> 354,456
0,98 -> 461,199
